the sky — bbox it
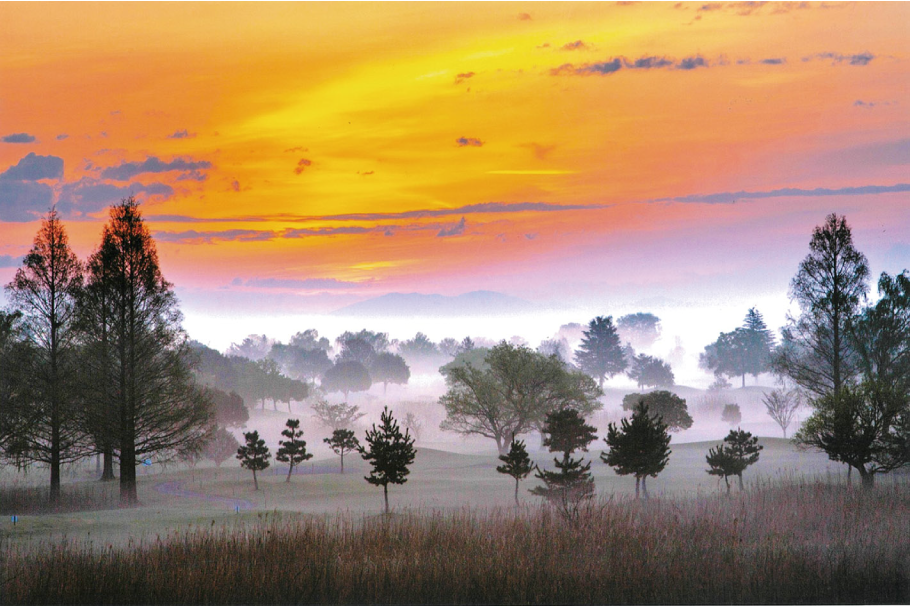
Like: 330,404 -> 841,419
1,2 -> 908,358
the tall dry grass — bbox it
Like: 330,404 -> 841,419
2,479 -> 908,604
0,483 -> 116,515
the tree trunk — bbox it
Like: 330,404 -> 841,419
724,476 -> 730,494
101,448 -> 115,481
847,464 -> 852,486
286,462 -> 293,482
634,477 -> 640,499
741,373 -> 745,388
859,467 -> 874,489
514,478 -> 520,507
495,435 -> 505,455
642,476 -> 649,499
50,413 -> 61,503
340,452 -> 345,474
383,483 -> 389,514
253,468 -> 259,491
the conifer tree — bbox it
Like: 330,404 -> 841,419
237,430 -> 271,490
276,418 -> 312,482
574,316 -> 626,388
705,428 -> 762,492
496,438 -> 534,506
531,408 -> 597,520
324,428 -> 360,473
359,407 -> 416,513
603,403 -> 671,499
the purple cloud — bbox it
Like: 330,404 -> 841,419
456,137 -> 484,147
101,156 -> 212,181
2,133 -> 37,144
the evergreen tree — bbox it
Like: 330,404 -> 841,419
4,209 -> 86,501
706,428 -> 762,492
628,353 -> 674,389
574,316 -> 626,388
276,418 -> 313,482
324,428 -> 360,473
603,403 -> 671,499
496,438 -> 534,506
531,408 -> 597,520
237,430 -> 271,490
359,407 -> 416,513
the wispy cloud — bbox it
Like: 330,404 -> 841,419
100,156 -> 212,181
553,54 -> 709,76
803,51 -> 875,65
561,40 -> 591,51
454,72 -> 475,84
437,217 -> 466,237
656,183 -> 910,204
154,229 -> 279,244
167,129 -> 196,139
456,137 -> 484,147
2,133 -> 37,144
294,158 -> 313,174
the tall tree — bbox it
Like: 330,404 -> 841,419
324,428 -> 360,473
440,342 -> 602,454
359,407 -> 416,514
87,198 -> 212,506
574,316 -> 626,388
742,307 -> 775,378
616,312 -> 661,349
4,209 -> 86,501
496,438 -> 534,507
603,403 -> 671,499
628,353 -> 675,389
705,429 -> 762,492
369,352 -> 410,394
531,408 -> 597,521
237,430 -> 271,490
275,418 -> 313,482
773,214 -> 869,398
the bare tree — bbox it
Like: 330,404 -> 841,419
763,388 -> 801,438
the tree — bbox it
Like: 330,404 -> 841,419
742,308 -> 775,379
440,342 -> 602,454
496,438 -> 534,507
0,311 -> 31,469
530,408 -> 597,520
602,403 -> 671,499
574,316 -> 626,388
721,404 -> 742,426
321,360 -> 371,399
288,329 -> 331,352
773,214 -> 869,398
700,329 -> 753,388
208,388 -> 249,428
369,352 -> 410,394
706,429 -> 762,492
359,407 -> 416,514
237,430 -> 271,490
795,382 -> 910,488
616,312 -> 661,349
226,334 -> 273,361
628,354 -> 674,389
310,400 -> 365,431
621,391 -> 693,432
4,209 -> 87,501
763,388 -> 801,438
201,426 -> 240,467
336,336 -> 376,367
84,198 -> 212,506
398,332 -> 439,361
276,418 -> 313,482
336,329 -> 389,359
324,429 -> 360,473
269,343 -> 332,385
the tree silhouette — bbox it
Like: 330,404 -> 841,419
321,360 -> 371,399
628,353 -> 674,389
237,430 -> 271,490
202,426 -> 240,467
616,312 -> 661,349
310,401 -> 364,432
531,408 -> 597,520
369,352 -> 410,394
762,388 -> 801,438
276,418 -> 313,482
324,428 -> 360,473
603,403 -> 671,499
574,316 -> 626,388
496,438 -> 534,507
621,391 -> 692,432
359,407 -> 416,514
706,428 -> 762,492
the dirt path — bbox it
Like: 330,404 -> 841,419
154,481 -> 255,510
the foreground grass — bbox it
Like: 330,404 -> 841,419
2,479 -> 908,605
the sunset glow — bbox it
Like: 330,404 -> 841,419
1,2 -> 908,350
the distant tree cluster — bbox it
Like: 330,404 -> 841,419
699,308 -> 775,387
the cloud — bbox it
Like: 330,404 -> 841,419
556,54 -> 709,76
100,156 -> 212,181
456,137 -> 484,147
240,277 -> 360,290
760,57 -> 786,65
153,229 -> 279,244
437,217 -> 466,237
454,72 -> 475,84
628,56 -> 674,69
230,179 -> 241,192
58,179 -> 175,213
658,182 -> 910,204
561,40 -> 590,51
2,133 -> 37,144
56,134 -> 69,141
804,52 -> 875,66
676,55 -> 708,70
294,158 -> 313,174
0,255 -> 23,268
284,226 -> 373,238
524,233 -> 538,240
167,129 -> 196,139
284,146 -> 307,153
0,181 -> 54,221
177,170 -> 207,182
0,153 -> 64,181
518,12 -> 532,20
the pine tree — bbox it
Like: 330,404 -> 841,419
4,208 -> 86,501
602,403 -> 671,499
276,418 -> 312,482
496,438 -> 534,506
574,316 -> 626,388
359,407 -> 416,513
531,408 -> 597,520
237,430 -> 271,490
324,428 -> 360,473
705,428 -> 762,492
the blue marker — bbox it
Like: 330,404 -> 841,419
234,505 -> 240,514
11,515 -> 18,525
143,459 -> 152,466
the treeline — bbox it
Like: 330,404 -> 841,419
0,200 -> 212,506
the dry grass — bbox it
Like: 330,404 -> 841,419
2,479 -> 908,604
0,483 -> 117,516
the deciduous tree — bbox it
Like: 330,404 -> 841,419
201,426 -> 240,467
310,401 -> 365,432
628,353 -> 674,389
321,360 -> 371,399
621,391 -> 692,432
763,388 -> 801,438
369,352 -> 410,394
616,312 -> 661,349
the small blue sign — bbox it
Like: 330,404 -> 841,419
142,459 -> 152,466
234,505 -> 240,514
11,515 -> 18,524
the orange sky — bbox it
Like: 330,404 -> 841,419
1,2 -> 908,321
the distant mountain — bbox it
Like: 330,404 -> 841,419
330,290 -> 537,317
